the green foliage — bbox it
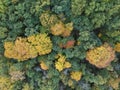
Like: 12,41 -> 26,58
0,0 -> 10,13
51,0 -> 71,16
0,27 -> 8,39
71,0 -> 86,16
0,0 -> 120,90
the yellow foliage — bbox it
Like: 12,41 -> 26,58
98,33 -> 102,37
77,41 -> 81,45
65,22 -> 73,32
86,43 -> 115,68
61,22 -> 73,37
14,38 -> 37,60
0,76 -> 13,90
40,61 -> 49,70
11,0 -> 19,3
22,83 -> 33,90
40,12 -> 59,27
4,33 -> 52,61
114,43 -> 120,52
28,34 -> 52,55
64,61 -> 71,68
50,21 -> 65,35
40,12 -> 73,37
55,54 -> 71,72
4,42 -> 15,59
50,22 -> 73,37
109,78 -> 120,90
68,79 -> 74,88
70,71 -> 82,81
9,71 -> 25,82
4,38 -> 37,61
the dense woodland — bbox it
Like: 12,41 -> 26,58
0,0 -> 120,90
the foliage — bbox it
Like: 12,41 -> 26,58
115,43 -> 120,52
0,27 -> 8,39
86,43 -> 115,68
0,0 -> 120,90
40,12 -> 59,28
0,76 -> 13,90
109,77 -> 120,90
0,0 -> 9,13
4,33 -> 52,61
9,71 -> 25,82
55,54 -> 71,72
40,61 -> 49,70
40,11 -> 73,36
70,71 -> 82,81
50,21 -> 73,37
71,0 -> 86,16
